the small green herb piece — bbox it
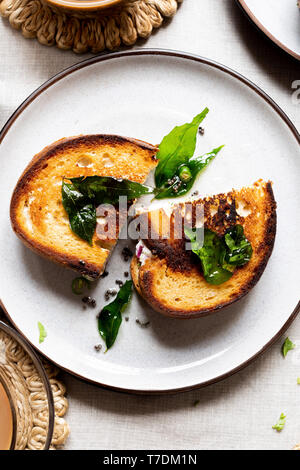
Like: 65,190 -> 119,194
282,337 -> 296,358
62,177 -> 154,244
71,277 -> 91,295
179,165 -> 193,182
155,109 -> 209,189
272,413 -> 286,432
38,322 -> 47,344
193,400 -> 200,407
185,225 -> 252,285
98,280 -> 133,351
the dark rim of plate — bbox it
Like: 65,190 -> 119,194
236,0 -> 300,62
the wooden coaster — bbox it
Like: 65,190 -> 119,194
0,0 -> 183,53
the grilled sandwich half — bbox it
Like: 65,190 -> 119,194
131,180 -> 277,318
10,135 -> 158,279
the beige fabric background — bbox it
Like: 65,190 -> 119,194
1,0 -> 300,450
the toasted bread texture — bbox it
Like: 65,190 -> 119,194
131,180 -> 277,318
10,135 -> 157,279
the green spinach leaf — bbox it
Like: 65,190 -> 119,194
154,146 -> 223,199
62,181 -> 96,245
62,177 -> 154,244
155,109 -> 209,189
61,182 -> 86,213
70,176 -> 154,205
185,224 -> 253,285
98,280 -> 133,350
185,228 -> 233,285
224,224 -> 253,266
69,204 -> 96,245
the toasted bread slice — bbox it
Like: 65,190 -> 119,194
131,180 -> 277,318
10,135 -> 157,279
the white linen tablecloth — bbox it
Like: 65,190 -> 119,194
1,0 -> 299,450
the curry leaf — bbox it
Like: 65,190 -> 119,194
62,180 -> 95,244
70,176 -> 154,205
185,225 -> 252,285
62,182 -> 86,213
154,146 -> 223,199
98,281 -> 133,350
224,224 -> 253,266
62,177 -> 154,244
155,109 -> 209,188
69,204 -> 96,245
185,228 -> 233,285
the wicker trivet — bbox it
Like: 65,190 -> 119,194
0,315 -> 69,450
0,0 -> 182,53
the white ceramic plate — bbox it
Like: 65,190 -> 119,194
0,50 -> 299,393
238,0 -> 300,61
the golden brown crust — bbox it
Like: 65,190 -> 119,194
130,256 -> 142,296
10,134 -> 157,199
10,222 -> 105,280
10,134 -> 158,279
131,180 -> 277,318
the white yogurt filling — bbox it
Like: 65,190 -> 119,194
136,240 -> 154,266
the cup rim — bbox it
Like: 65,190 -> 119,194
0,320 -> 55,450
46,0 -> 123,11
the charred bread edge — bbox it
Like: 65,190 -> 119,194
133,182 -> 277,319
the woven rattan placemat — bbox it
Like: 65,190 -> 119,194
0,0 -> 182,53
0,313 -> 69,450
